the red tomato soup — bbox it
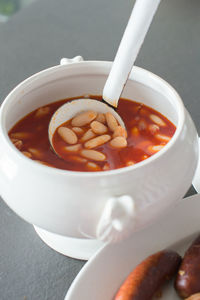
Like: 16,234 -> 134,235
9,96 -> 176,172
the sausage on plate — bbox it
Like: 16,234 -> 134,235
114,250 -> 181,300
175,235 -> 200,298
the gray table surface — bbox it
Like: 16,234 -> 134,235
0,0 -> 199,299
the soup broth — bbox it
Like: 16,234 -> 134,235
9,96 -> 176,172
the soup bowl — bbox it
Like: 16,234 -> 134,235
0,57 -> 198,259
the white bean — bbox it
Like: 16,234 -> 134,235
126,161 -> 135,166
35,106 -> 50,118
148,145 -> 165,153
150,114 -> 166,126
22,151 -> 32,158
81,149 -> 106,161
71,111 -> 97,126
86,162 -> 101,171
96,113 -> 106,124
72,127 -> 84,135
138,119 -> 147,131
110,137 -> 127,148
103,163 -> 110,171
63,144 -> 81,152
84,135 -> 111,149
81,129 -> 96,142
155,133 -> 170,142
105,112 -> 118,132
11,138 -> 23,150
58,127 -> 78,144
28,148 -> 43,159
113,126 -> 127,138
90,121 -> 108,134
68,155 -> 87,163
148,124 -> 159,134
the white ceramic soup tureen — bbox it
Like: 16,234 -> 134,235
0,57 -> 198,259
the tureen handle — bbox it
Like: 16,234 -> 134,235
96,195 -> 136,243
60,56 -> 84,65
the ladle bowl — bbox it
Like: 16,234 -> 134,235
48,98 -> 125,153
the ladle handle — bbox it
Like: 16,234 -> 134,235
103,0 -> 161,107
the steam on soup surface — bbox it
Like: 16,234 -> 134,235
9,96 -> 176,172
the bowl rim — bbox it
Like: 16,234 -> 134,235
0,60 -> 185,178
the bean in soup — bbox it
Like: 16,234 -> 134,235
9,96 -> 176,172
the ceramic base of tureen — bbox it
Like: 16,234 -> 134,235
34,226 -> 104,260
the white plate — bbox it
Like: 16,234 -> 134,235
65,194 -> 200,300
192,137 -> 200,193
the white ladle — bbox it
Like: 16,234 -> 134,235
49,0 -> 161,146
